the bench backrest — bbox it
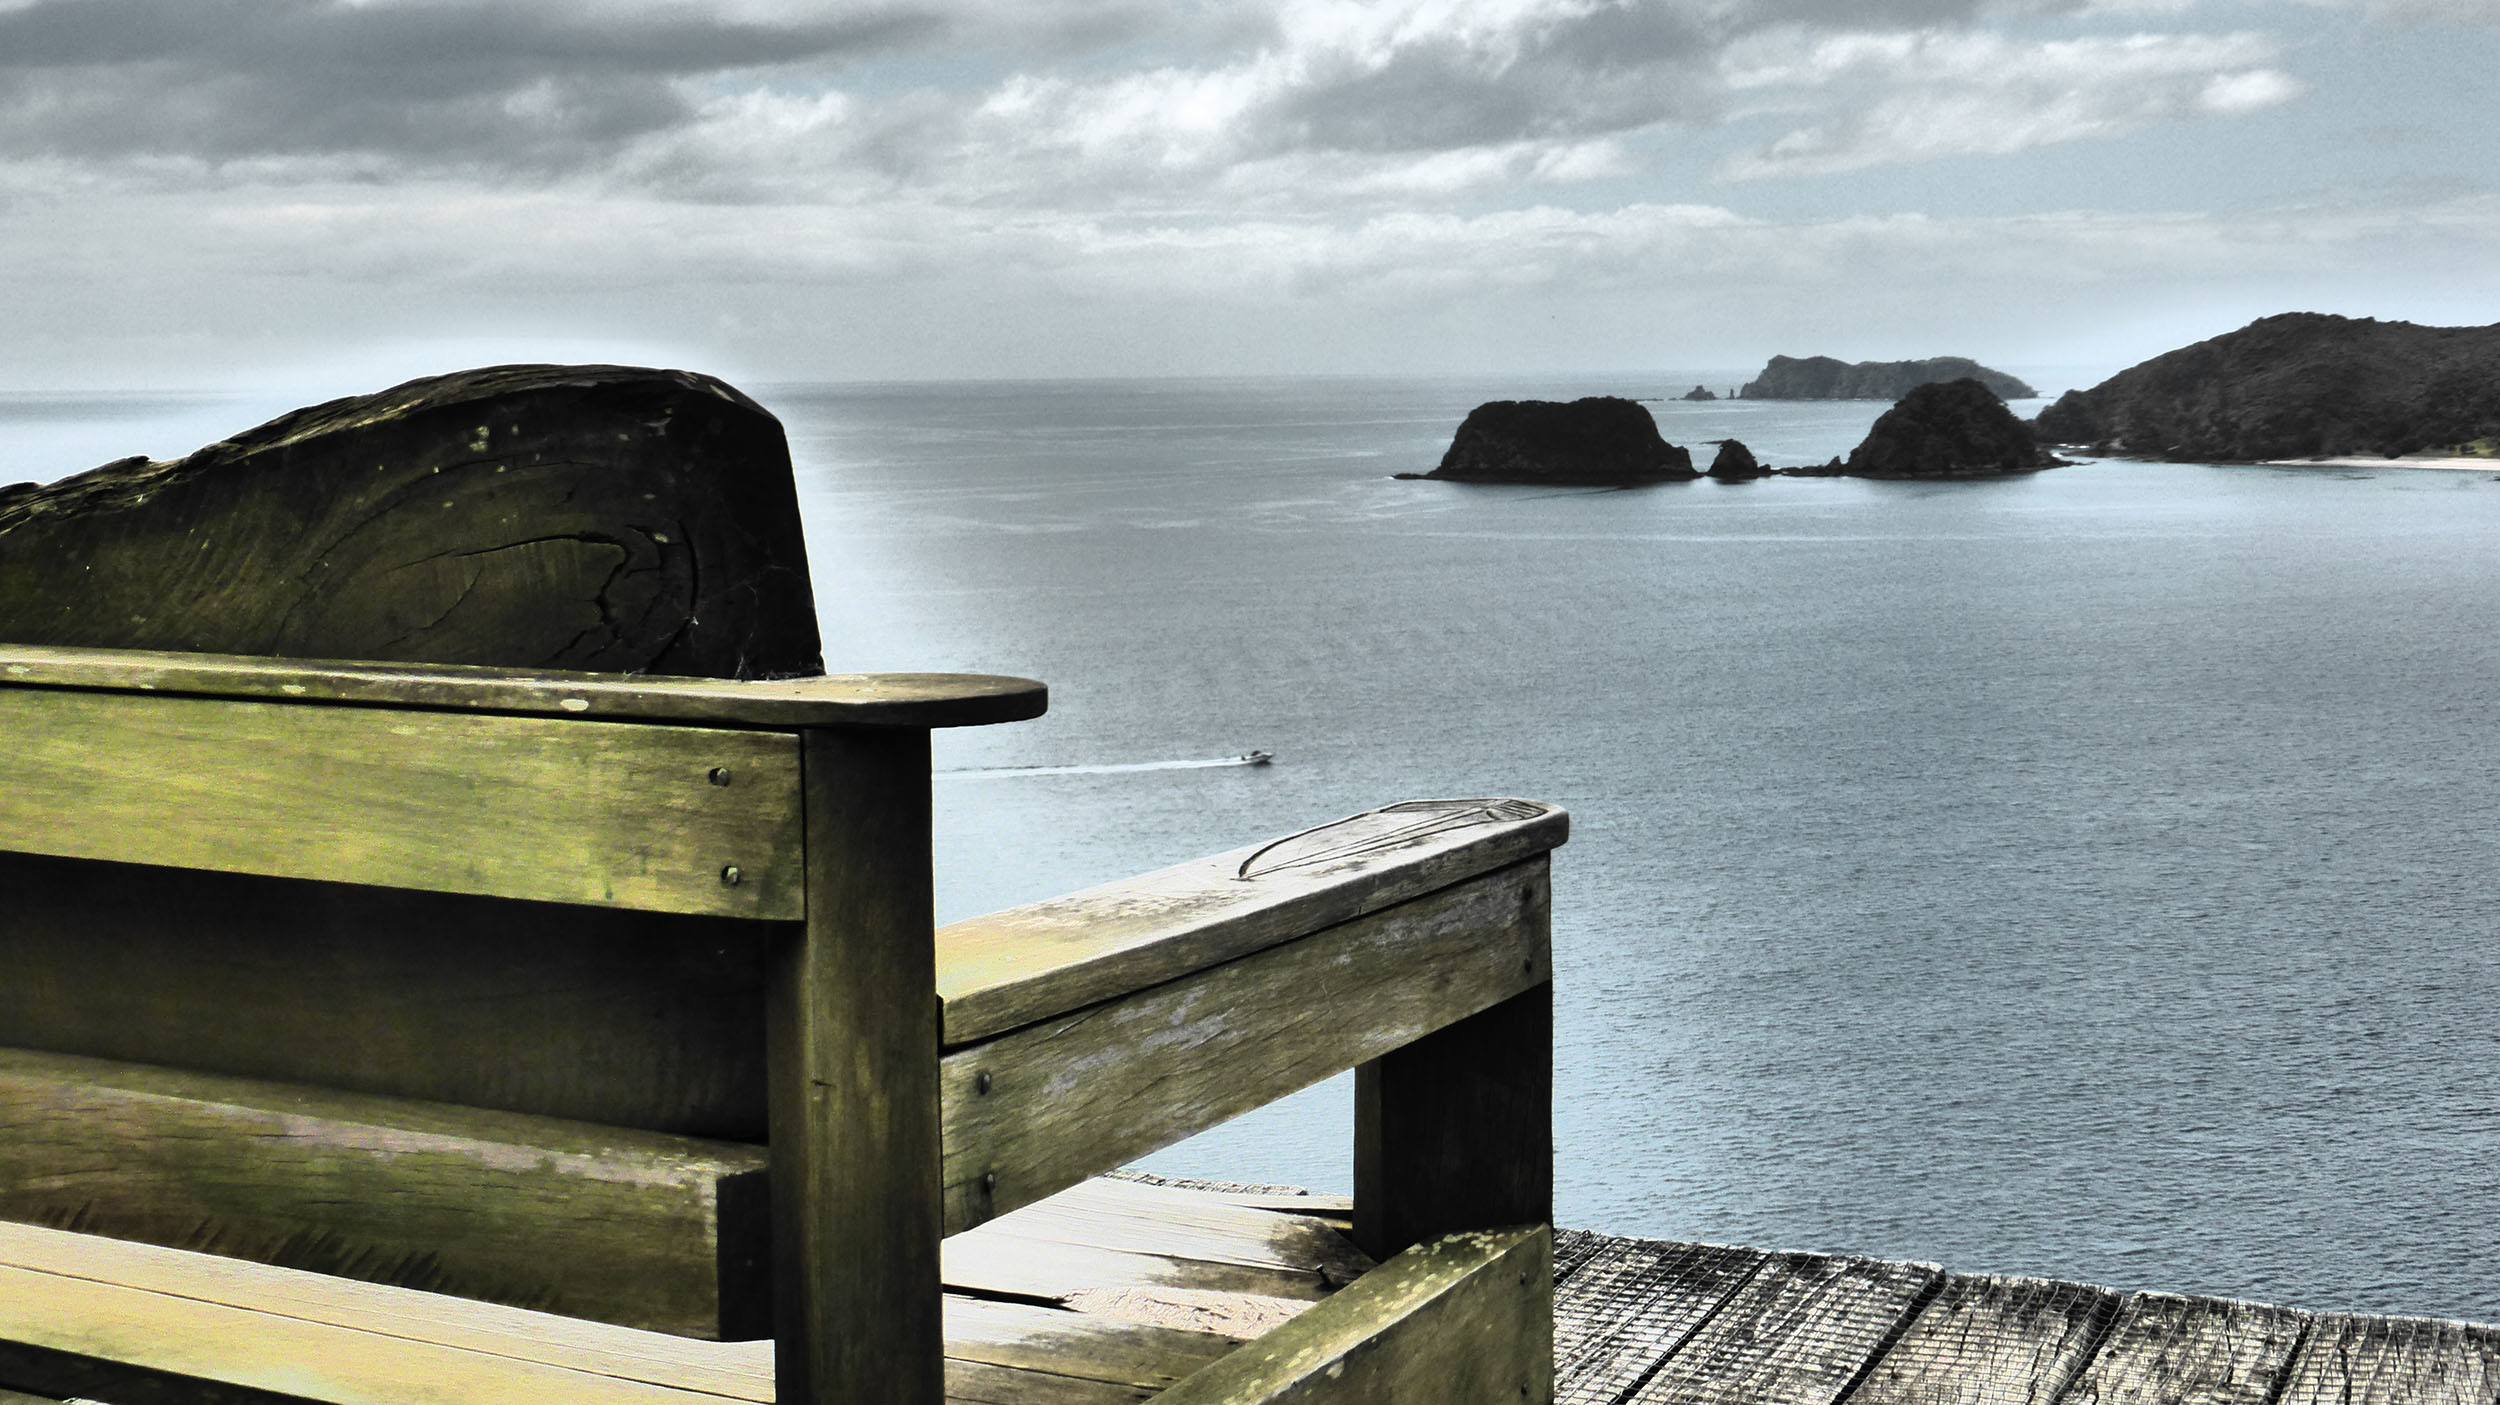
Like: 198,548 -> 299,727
0,644 -> 1045,1398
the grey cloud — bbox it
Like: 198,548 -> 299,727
0,0 -> 943,169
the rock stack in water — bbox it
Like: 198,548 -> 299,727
1422,397 -> 1697,486
0,364 -> 823,676
1846,379 -> 2060,479
1707,440 -> 1768,480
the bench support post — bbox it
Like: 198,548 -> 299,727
769,727 -> 943,1404
1354,975 -> 1553,1262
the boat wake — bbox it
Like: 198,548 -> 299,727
938,753 -> 1272,780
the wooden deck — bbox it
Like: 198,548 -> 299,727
3,1174 -> 2492,1403
1552,1228 -> 2500,1405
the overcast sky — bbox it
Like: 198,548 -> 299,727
2,0 -> 2495,390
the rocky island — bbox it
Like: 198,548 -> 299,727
1416,397 -> 1699,485
1707,440 -> 1769,480
1741,355 -> 2036,402
1679,385 -> 1719,401
2033,312 -> 2500,461
1848,379 -> 2061,478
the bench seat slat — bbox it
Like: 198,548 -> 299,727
0,687 -> 802,918
0,1218 -> 1240,1405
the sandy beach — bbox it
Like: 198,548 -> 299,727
2261,455 -> 2500,472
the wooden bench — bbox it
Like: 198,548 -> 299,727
0,643 -> 1567,1404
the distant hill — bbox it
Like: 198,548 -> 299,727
2034,313 -> 2500,461
1740,355 -> 2035,402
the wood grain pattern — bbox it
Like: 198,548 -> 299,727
2273,1315 -> 2500,1405
1355,976 -> 1552,1261
1846,1274 -> 2117,1405
0,853 -> 773,1138
986,1178 -> 1371,1289
1554,1241 -> 1761,1405
0,1047 -> 768,1339
0,686 -> 802,918
2058,1293 -> 2310,1405
0,365 -> 824,681
767,727 -> 942,1404
1148,1227 -> 1551,1405
944,1177 -> 1373,1341
944,1359 -> 1149,1405
0,1215 -> 1241,1405
937,800 -> 1566,1044
939,861 -> 1550,1234
1625,1252 -> 1937,1405
0,644 -> 1046,731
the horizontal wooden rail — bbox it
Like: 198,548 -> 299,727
0,854 -> 774,1137
937,798 -> 1568,1044
0,686 -> 803,917
0,1049 -> 770,1340
0,643 -> 1045,730
939,858 -> 1551,1234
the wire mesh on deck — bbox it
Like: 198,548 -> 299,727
2271,1314 -> 2500,1405
1554,1237 -> 1761,1405
1850,1273 -> 2116,1405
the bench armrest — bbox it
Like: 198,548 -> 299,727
936,798 -> 1567,1044
933,799 -> 1566,1235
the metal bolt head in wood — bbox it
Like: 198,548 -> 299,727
708,767 -> 732,787
720,865 -> 742,887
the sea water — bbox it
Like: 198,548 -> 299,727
11,374 -> 2500,1321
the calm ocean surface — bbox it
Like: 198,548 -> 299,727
10,373 -> 2500,1322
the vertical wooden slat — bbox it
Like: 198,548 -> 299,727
767,727 -> 942,1404
1353,890 -> 1553,1263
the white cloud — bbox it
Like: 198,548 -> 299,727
2304,0 -> 2500,21
1719,30 -> 2303,177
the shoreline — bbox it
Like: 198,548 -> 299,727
2258,455 -> 2499,472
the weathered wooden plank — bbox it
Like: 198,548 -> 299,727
2060,1293 -> 2310,1405
0,1047 -> 768,1339
0,853 -> 772,1138
0,1259 -> 737,1405
944,1295 -> 1237,1396
1150,1226 -> 1551,1405
1555,1241 -> 1761,1405
989,1178 -> 1371,1286
1625,1251 -> 1937,1405
938,799 -> 1565,1043
2274,1314 -> 2500,1405
945,1359 -> 1150,1405
944,1177 -> 1372,1341
1847,1273 -> 2118,1405
0,687 -> 802,918
1355,976 -> 1551,1260
0,1219 -> 771,1400
768,727 -> 943,1404
0,644 -> 1046,731
939,861 -> 1550,1234
0,366 -> 822,680
0,1216 -> 1239,1405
